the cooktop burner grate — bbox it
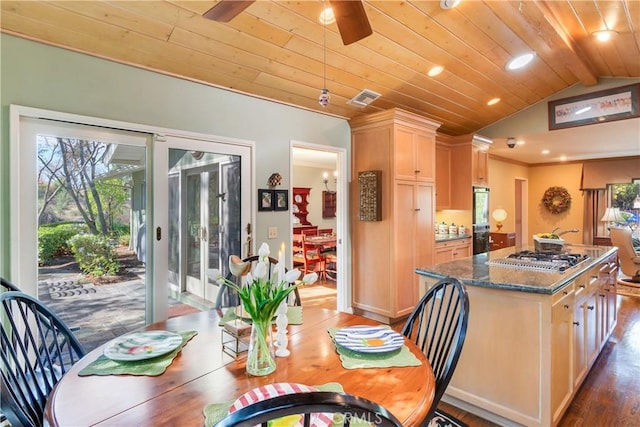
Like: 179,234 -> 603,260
487,251 -> 589,273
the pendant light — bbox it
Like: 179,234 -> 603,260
318,6 -> 330,108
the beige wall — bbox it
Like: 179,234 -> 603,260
528,163 -> 585,244
489,158 -> 585,245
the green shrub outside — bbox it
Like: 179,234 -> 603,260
68,233 -> 120,277
38,222 -> 86,264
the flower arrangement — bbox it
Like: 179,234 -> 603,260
542,186 -> 572,214
211,242 -> 317,375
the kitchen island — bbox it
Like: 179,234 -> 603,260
416,244 -> 618,427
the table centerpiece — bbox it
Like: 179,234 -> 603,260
211,242 -> 317,376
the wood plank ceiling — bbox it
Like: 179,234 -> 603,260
1,0 -> 639,137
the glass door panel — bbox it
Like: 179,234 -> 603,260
165,146 -> 249,307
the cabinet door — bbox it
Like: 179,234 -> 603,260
394,126 -> 435,182
585,290 -> 599,366
452,242 -> 471,259
551,293 -> 574,421
394,181 -> 433,314
472,145 -> 489,186
435,144 -> 451,209
573,299 -> 587,387
435,246 -> 453,264
414,131 -> 435,181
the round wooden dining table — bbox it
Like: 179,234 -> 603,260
45,307 -> 435,426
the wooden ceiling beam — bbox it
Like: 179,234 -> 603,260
529,1 -> 599,86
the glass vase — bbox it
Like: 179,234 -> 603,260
246,319 -> 276,376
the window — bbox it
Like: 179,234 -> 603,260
609,179 -> 640,229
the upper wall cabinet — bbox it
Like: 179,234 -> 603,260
440,133 -> 492,210
394,124 -> 436,182
435,140 -> 452,210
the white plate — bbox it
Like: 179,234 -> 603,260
103,330 -> 183,361
334,325 -> 405,354
229,383 -> 332,427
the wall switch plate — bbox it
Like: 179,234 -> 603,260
268,227 -> 277,239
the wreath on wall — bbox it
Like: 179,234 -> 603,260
542,186 -> 572,214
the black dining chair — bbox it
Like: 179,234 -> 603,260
0,291 -> 86,427
401,277 -> 469,427
214,255 -> 302,309
1,277 -> 21,292
214,391 -> 402,427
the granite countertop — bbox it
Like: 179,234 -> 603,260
435,233 -> 472,242
416,244 -> 617,295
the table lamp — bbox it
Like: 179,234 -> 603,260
492,208 -> 507,231
600,207 -> 624,230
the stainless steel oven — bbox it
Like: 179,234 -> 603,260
472,187 -> 490,254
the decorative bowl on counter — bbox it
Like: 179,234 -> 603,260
533,235 -> 565,253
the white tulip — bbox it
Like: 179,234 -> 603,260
253,261 -> 268,279
301,272 -> 319,284
285,269 -> 301,283
258,242 -> 270,261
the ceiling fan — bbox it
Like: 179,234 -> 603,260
203,0 -> 373,45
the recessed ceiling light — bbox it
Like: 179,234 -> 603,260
506,51 -> 536,71
440,0 -> 462,9
319,7 -> 335,25
487,98 -> 501,106
592,30 -> 616,42
542,149 -> 550,155
428,65 -> 444,77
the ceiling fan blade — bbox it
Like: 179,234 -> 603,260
329,0 -> 373,45
203,0 -> 255,22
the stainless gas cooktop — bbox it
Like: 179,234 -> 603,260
487,250 -> 590,273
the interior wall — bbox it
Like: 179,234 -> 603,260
528,163 -> 585,244
0,34 -> 351,276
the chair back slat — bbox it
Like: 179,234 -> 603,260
401,277 -> 469,423
1,291 -> 85,427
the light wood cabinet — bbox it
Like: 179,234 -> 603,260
434,238 -> 471,264
472,143 -> 489,187
438,133 -> 491,210
419,249 -> 618,426
435,143 -> 451,210
552,286 -> 574,422
394,124 -> 435,182
350,108 -> 441,323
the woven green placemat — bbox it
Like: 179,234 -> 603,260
78,330 -> 197,377
202,382 -> 374,427
328,327 -> 421,369
219,305 -> 303,326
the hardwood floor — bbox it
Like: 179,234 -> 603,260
307,289 -> 640,426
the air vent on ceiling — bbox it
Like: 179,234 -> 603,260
347,89 -> 381,107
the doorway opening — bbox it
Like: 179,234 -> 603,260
291,143 -> 348,312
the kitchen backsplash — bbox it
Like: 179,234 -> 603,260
435,210 -> 472,235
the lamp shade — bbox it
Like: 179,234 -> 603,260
600,207 -> 624,222
492,208 -> 508,222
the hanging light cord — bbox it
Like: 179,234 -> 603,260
323,20 -> 327,90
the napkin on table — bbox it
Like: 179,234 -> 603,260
78,330 -> 197,377
328,327 -> 422,370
